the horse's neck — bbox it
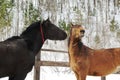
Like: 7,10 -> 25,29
22,34 -> 45,55
68,38 -> 85,56
69,36 -> 79,46
32,35 -> 44,55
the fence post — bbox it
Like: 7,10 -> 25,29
34,51 -> 41,80
101,77 -> 106,80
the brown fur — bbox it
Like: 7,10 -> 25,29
68,25 -> 120,80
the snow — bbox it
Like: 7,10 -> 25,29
1,71 -> 120,80
1,0 -> 120,80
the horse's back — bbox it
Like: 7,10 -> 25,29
0,38 -> 27,58
88,48 -> 120,76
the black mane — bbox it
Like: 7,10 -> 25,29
78,41 -> 83,48
5,36 -> 21,41
21,21 -> 41,36
20,21 -> 42,53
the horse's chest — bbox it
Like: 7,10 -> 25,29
70,56 -> 89,71
113,66 -> 120,73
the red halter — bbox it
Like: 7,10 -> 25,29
40,25 -> 45,43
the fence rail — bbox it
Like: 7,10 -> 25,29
41,49 -> 68,53
36,61 -> 69,67
34,48 -> 120,80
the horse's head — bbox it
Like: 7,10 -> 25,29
42,19 -> 67,40
20,19 -> 67,54
70,24 -> 85,40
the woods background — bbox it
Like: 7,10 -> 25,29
0,0 -> 120,80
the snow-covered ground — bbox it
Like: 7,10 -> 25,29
1,69 -> 120,80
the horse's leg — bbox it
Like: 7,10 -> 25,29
9,73 -> 27,80
74,71 -> 79,80
9,76 -> 14,80
78,68 -> 88,80
79,73 -> 86,80
78,58 -> 89,80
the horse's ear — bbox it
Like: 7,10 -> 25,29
70,23 -> 74,30
43,18 -> 50,24
70,23 -> 74,27
46,18 -> 50,22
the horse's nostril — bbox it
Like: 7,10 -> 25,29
80,30 -> 85,33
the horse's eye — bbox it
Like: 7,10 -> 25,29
80,30 -> 85,33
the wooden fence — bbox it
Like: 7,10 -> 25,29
34,49 -> 106,80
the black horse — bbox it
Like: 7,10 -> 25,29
0,19 -> 67,80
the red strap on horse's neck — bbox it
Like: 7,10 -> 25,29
40,25 -> 45,43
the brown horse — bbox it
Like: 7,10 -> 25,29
68,24 -> 120,80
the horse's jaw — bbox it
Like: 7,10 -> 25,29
45,32 -> 67,40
